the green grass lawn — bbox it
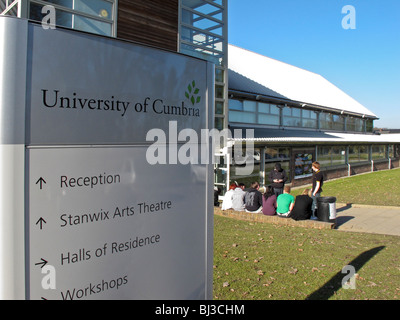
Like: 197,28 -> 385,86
292,168 -> 400,206
213,215 -> 400,300
213,168 -> 400,300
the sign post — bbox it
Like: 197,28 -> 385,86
0,16 -> 214,300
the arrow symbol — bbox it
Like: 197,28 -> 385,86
36,177 -> 47,190
36,217 -> 47,230
35,258 -> 48,269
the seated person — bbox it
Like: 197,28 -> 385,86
276,185 -> 295,217
232,183 -> 246,211
214,186 -> 221,207
244,182 -> 263,213
262,185 -> 277,216
290,189 -> 313,221
221,183 -> 237,210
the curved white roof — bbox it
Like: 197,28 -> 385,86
228,44 -> 377,118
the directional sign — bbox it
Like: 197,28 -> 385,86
29,147 -> 209,300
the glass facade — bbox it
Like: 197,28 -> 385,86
229,147 -> 291,188
229,143 -> 395,188
318,145 -> 395,165
301,109 -> 317,128
348,145 -> 369,163
180,0 -> 228,130
347,116 -> 364,132
320,113 -> 345,131
317,146 -> 346,167
229,98 -> 374,133
371,145 -> 387,160
258,103 -> 280,126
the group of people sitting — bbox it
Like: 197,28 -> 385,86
220,181 -> 315,221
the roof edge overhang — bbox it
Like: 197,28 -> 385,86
227,125 -> 400,145
228,139 -> 394,146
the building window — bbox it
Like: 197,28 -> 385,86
258,103 -> 280,126
317,146 -> 346,167
281,106 -> 317,129
371,145 -> 386,160
228,99 -> 256,123
348,145 -> 369,163
388,145 -> 395,158
293,151 -> 314,179
301,109 -> 317,128
331,146 -> 347,166
229,110 -> 256,124
282,106 -> 301,127
214,116 -> 224,130
28,0 -> 116,36
215,101 -> 224,115
347,116 -> 365,132
265,147 -> 291,182
229,99 -> 243,111
265,147 -> 290,161
366,119 -> 374,133
320,112 -> 345,131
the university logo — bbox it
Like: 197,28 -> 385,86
185,80 -> 201,106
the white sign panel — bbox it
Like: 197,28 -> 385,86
27,23 -> 209,145
29,146 -> 208,300
24,20 -> 213,300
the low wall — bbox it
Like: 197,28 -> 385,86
214,207 -> 335,230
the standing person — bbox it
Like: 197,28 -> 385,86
268,163 -> 288,197
311,161 -> 324,219
262,185 -> 277,216
290,189 -> 313,221
244,182 -> 263,213
276,185 -> 295,217
232,183 -> 246,211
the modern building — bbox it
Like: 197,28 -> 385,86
2,0 -> 399,194
220,44 -> 400,191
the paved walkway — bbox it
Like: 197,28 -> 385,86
215,203 -> 400,237
335,203 -> 400,237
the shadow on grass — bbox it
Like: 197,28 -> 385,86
306,246 -> 385,300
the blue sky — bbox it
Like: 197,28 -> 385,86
228,0 -> 400,128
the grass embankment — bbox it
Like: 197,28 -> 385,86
213,169 -> 400,300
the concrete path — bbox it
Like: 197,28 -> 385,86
335,203 -> 400,237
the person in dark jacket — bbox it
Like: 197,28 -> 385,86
244,182 -> 263,213
268,163 -> 288,197
290,189 -> 313,221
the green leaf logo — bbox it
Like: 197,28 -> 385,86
185,80 -> 201,106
